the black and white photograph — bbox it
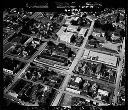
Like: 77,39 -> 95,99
2,0 -> 127,110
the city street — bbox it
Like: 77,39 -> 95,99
3,8 -> 125,107
52,20 -> 95,106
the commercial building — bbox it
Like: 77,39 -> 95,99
83,49 -> 118,67
59,32 -> 74,43
101,42 -> 121,52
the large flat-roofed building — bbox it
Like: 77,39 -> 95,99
83,49 -> 118,67
101,42 -> 121,52
57,25 -> 77,43
57,29 -> 73,43
56,24 -> 78,43
59,32 -> 74,43
88,51 -> 118,67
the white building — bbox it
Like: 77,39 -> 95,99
59,32 -> 74,43
78,28 -> 88,37
67,25 -> 78,32
101,42 -> 121,53
75,77 -> 82,83
83,49 -> 90,59
111,33 -> 120,40
74,17 -> 79,21
57,25 -> 76,43
98,89 -> 109,96
66,88 -> 80,94
88,50 -> 118,67
83,49 -> 118,67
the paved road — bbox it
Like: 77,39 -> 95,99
52,20 -> 95,106
52,15 -> 125,106
4,11 -> 125,106
113,37 -> 125,105
4,41 -> 47,93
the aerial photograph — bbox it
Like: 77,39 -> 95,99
2,0 -> 126,110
